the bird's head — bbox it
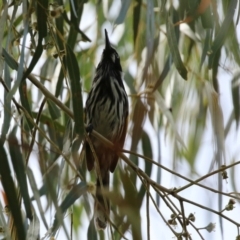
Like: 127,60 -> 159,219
99,29 -> 122,72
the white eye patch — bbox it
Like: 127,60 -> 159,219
111,52 -> 119,62
111,54 -> 115,62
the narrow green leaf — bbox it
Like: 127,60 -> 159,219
200,29 -> 211,69
138,134 -> 152,212
0,2 -> 7,76
45,167 -> 66,238
62,119 -> 74,150
21,0 -> 48,82
208,0 -> 238,68
46,122 -> 58,161
52,182 -> 88,232
66,45 -> 84,141
64,0 -> 90,43
141,0 -> 155,82
130,99 -> 147,168
26,210 -> 40,240
19,79 -> 34,130
55,68 -> 65,98
40,58 -> 58,82
146,0 -> 155,47
30,164 -> 59,201
205,82 -> 226,164
200,5 -> 213,29
166,15 -> 188,80
152,55 -> 172,92
21,39 -> 43,82
227,23 -> 240,66
211,48 -> 221,93
55,9 -> 64,50
2,46 -> 34,130
31,111 -> 65,133
1,65 -> 11,142
6,0 -> 28,101
120,169 -> 141,208
131,212 -> 142,240
38,58 -> 58,103
133,0 -> 142,47
55,6 -> 65,98
142,131 -> 153,177
8,126 -> 32,220
37,0 -> 48,39
87,218 -> 98,240
2,48 -> 18,69
0,140 -> 26,240
27,167 -> 49,230
70,0 -> 78,18
60,182 -> 88,214
47,99 -> 61,120
231,73 -> 240,127
154,91 -> 186,148
115,0 -> 131,25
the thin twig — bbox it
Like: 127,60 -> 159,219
17,104 -> 80,178
179,200 -> 188,240
155,187 -> 185,233
27,73 -> 73,118
189,222 -> 204,240
146,183 -> 150,240
147,187 -> 179,237
175,193 -> 240,227
122,149 -> 240,200
26,97 -> 46,165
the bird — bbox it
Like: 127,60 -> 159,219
85,29 -> 129,230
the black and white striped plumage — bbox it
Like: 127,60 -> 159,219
85,29 -> 128,230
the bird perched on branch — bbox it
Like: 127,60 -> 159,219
85,29 -> 128,230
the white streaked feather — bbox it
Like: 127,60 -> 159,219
87,75 -> 127,141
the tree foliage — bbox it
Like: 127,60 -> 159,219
0,0 -> 240,239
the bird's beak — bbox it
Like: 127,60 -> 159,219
104,29 -> 111,50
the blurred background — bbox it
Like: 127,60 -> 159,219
0,0 -> 240,239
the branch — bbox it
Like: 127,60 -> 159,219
123,150 -> 240,200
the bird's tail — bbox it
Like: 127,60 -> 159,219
94,170 -> 109,230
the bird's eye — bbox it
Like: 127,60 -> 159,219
111,54 -> 116,62
115,53 -> 119,59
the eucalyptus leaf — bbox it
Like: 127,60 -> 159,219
47,99 -> 61,120
166,15 -> 188,80
0,139 -> 26,240
115,0 -> 131,25
66,45 -> 84,141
